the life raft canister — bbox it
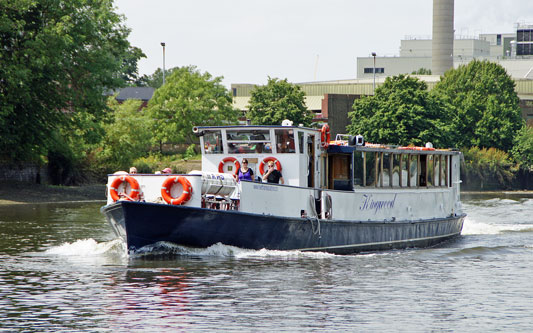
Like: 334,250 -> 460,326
110,176 -> 140,202
259,157 -> 282,175
218,157 -> 240,176
161,176 -> 193,205
320,124 -> 330,148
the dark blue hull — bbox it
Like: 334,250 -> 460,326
101,201 -> 465,254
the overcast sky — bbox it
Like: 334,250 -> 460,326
114,0 -> 533,87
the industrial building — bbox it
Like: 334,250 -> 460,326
232,0 -> 533,135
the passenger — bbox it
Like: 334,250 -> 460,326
162,167 -> 172,174
129,167 -> 137,174
262,161 -> 284,184
238,159 -> 254,181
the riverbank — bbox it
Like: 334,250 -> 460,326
0,181 -> 106,205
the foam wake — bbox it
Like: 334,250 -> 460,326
133,241 -> 337,259
462,217 -> 533,235
46,238 -> 127,257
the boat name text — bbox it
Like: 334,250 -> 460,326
253,184 -> 279,192
360,194 -> 397,214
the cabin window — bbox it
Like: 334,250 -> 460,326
275,129 -> 296,153
226,130 -> 272,154
365,151 -> 377,187
380,152 -> 392,187
298,132 -> 304,154
353,151 -> 364,187
427,155 -> 434,187
203,131 -> 223,154
392,154 -> 401,187
409,154 -> 418,187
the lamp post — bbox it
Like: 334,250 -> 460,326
161,42 -> 166,85
371,52 -> 376,94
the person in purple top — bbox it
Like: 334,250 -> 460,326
237,158 -> 254,181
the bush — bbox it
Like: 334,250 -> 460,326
461,147 -> 518,190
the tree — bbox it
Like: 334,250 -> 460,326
347,74 -> 450,147
0,0 -> 144,163
432,60 -> 524,151
146,66 -> 239,146
247,77 -> 313,126
97,98 -> 153,171
511,125 -> 533,170
137,67 -> 180,88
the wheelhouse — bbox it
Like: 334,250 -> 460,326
194,125 -> 322,187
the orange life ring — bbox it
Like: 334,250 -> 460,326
161,176 -> 193,205
259,157 -> 282,175
398,146 -> 435,151
321,124 -> 330,148
218,157 -> 240,175
110,176 -> 140,202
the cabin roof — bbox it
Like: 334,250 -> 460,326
327,144 -> 461,155
194,125 -> 318,132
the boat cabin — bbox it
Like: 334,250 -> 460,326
194,125 -> 461,192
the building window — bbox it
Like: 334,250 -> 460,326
364,67 -> 385,74
232,88 -> 237,97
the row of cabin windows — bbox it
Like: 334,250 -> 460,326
203,129 -> 306,154
353,151 -> 451,188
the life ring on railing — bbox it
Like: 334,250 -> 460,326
218,157 -> 240,175
161,176 -> 193,205
259,157 -> 282,175
320,124 -> 330,148
110,176 -> 140,202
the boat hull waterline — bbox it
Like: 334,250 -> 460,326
101,201 -> 465,255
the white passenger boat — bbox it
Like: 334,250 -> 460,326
101,124 -> 465,254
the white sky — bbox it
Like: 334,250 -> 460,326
114,0 -> 533,87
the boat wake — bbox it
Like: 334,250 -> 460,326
45,238 -> 127,258
133,241 -> 338,259
462,217 -> 533,235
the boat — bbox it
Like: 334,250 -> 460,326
101,124 -> 466,254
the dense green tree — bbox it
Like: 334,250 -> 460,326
146,66 -> 239,146
511,125 -> 533,170
247,77 -> 313,126
97,98 -> 152,171
347,74 -> 449,147
432,60 -> 524,151
0,0 -> 143,163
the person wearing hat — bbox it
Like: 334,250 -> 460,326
129,167 -> 137,174
162,168 -> 172,174
262,160 -> 284,184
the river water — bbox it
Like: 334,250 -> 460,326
1,194 -> 532,332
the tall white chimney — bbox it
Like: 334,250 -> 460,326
432,0 -> 454,75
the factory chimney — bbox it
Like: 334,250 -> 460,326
432,0 -> 454,75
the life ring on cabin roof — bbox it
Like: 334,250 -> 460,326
320,124 -> 330,148
259,157 -> 282,175
218,157 -> 240,175
398,146 -> 436,151
161,176 -> 193,205
110,176 -> 140,202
